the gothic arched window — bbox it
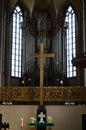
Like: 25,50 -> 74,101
11,6 -> 23,78
65,6 -> 76,78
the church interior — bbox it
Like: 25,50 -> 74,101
0,0 -> 86,130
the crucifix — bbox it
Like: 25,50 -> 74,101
29,43 -> 55,105
38,112 -> 45,123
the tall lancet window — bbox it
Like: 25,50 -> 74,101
65,6 -> 76,78
11,6 -> 23,78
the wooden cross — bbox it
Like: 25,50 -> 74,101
29,43 -> 55,105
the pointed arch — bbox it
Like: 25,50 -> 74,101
64,5 -> 76,78
11,5 -> 23,78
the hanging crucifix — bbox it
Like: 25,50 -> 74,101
29,43 -> 55,105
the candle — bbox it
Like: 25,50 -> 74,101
21,118 -> 23,127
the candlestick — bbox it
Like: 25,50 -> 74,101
21,118 -> 23,127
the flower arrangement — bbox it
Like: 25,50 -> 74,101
47,116 -> 53,123
29,117 -> 36,123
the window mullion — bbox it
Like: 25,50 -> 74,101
11,6 -> 23,78
65,6 -> 76,78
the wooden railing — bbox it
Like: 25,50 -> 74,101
0,86 -> 86,103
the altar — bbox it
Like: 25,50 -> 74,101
28,122 -> 54,130
28,105 -> 54,130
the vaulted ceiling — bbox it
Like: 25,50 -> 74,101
22,0 -> 66,16
19,0 -> 81,18
12,0 -> 81,38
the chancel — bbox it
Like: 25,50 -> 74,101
0,1 -> 86,130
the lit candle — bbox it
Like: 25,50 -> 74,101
21,118 -> 23,127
